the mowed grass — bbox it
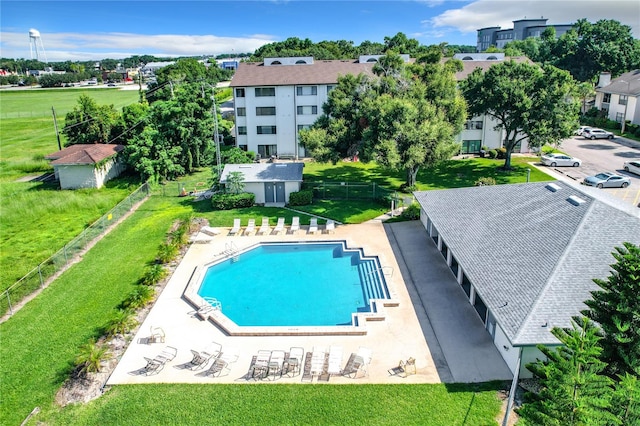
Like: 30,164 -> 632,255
0,89 -> 141,290
1,193 -> 504,425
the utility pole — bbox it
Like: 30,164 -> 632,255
51,106 -> 62,150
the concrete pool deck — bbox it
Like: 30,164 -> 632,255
107,220 -> 511,385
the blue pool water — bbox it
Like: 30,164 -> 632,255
198,242 -> 388,327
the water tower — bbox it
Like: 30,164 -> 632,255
29,29 -> 47,62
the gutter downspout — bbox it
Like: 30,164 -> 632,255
502,347 -> 522,426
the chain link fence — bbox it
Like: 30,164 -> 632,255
305,181 -> 396,201
0,183 -> 150,318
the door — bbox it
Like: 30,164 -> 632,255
264,183 -> 275,203
275,183 -> 285,203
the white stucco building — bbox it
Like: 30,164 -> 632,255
219,162 -> 304,205
45,144 -> 125,189
594,70 -> 640,129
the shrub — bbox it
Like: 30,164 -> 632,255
399,183 -> 418,193
104,309 -> 138,337
496,147 -> 507,159
475,177 -> 497,186
288,190 -> 313,206
75,339 -> 111,376
488,149 -> 498,159
211,192 -> 255,210
121,285 -> 155,310
635,127 -> 640,137
140,264 -> 168,286
157,242 -> 179,264
541,145 -> 555,155
400,202 -> 421,220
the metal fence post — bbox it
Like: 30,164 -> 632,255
6,292 -> 12,316
38,264 -> 44,288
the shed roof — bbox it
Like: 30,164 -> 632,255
220,163 -> 304,183
414,181 -> 640,346
45,144 -> 124,166
230,60 -> 376,87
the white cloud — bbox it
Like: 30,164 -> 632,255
0,31 -> 276,61
428,0 -> 640,37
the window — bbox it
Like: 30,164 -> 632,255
327,85 -> 335,93
464,120 -> 483,130
297,124 -> 311,132
256,106 -> 276,116
257,125 -> 277,134
236,107 -> 246,116
603,93 -> 611,103
619,95 -> 628,106
296,105 -> 317,115
258,144 -> 277,158
255,87 -> 275,97
296,86 -> 317,96
616,112 -> 625,123
235,88 -> 245,97
237,126 -> 247,135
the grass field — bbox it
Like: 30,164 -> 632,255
0,88 -> 142,290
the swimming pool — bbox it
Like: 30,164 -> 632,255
196,241 -> 389,328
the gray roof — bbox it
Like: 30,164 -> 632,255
597,69 -> 640,96
220,163 -> 304,183
414,181 -> 640,346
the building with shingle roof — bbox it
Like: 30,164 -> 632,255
594,70 -> 640,129
414,181 -> 640,376
220,162 -> 304,205
45,144 -> 125,189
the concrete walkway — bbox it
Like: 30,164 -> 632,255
384,221 -> 513,383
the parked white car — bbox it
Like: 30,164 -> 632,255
575,126 -> 591,136
623,161 -> 640,176
583,128 -> 614,140
540,153 -> 582,167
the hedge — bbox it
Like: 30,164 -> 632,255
211,192 -> 255,210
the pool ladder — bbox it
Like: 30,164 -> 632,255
223,241 -> 240,262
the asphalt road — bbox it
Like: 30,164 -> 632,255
547,135 -> 640,208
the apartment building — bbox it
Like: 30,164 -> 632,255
477,18 -> 573,52
594,70 -> 640,129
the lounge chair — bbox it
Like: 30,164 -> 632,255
143,346 -> 177,375
273,217 -> 285,234
185,349 -> 210,370
327,345 -> 343,376
257,217 -> 271,235
229,218 -> 241,235
149,326 -> 165,344
252,350 -> 271,380
325,219 -> 335,234
205,348 -> 239,378
267,350 -> 286,380
308,218 -> 318,234
244,219 -> 256,236
290,216 -> 300,234
310,346 -> 327,377
285,346 -> 304,376
301,351 -> 313,383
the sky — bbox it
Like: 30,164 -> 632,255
1,0 -> 639,62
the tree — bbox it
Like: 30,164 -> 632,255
551,19 -> 640,82
123,126 -> 184,182
583,242 -> 640,378
576,82 -> 596,114
62,94 -> 120,145
461,61 -> 579,169
519,316 -> 617,425
611,373 -> 640,425
226,171 -> 245,194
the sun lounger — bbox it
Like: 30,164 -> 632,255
290,216 -> 300,234
244,219 -> 256,236
327,345 -> 343,376
285,346 -> 304,376
229,218 -> 241,235
308,218 -> 318,234
258,217 -> 271,235
310,346 -> 327,377
186,349 -> 210,370
325,219 -> 335,234
252,350 -> 271,380
301,351 -> 313,382
143,346 -> 177,375
267,350 -> 286,380
201,226 -> 221,236
344,347 -> 372,378
273,217 -> 285,234
205,348 -> 239,378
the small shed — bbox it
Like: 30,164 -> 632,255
220,162 -> 304,205
45,144 -> 125,189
